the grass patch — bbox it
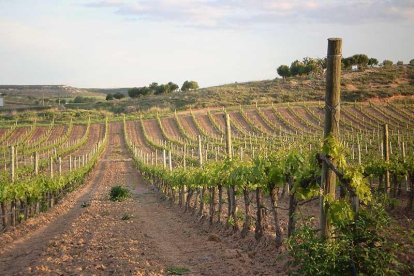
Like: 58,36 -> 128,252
81,201 -> 90,208
166,266 -> 190,275
121,213 -> 132,220
110,185 -> 130,202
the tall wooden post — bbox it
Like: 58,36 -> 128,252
383,124 -> 390,194
320,38 -> 342,239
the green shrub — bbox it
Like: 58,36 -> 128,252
288,202 -> 398,275
110,185 -> 130,201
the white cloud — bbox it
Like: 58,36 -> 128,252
84,0 -> 414,28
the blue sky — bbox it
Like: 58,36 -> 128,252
0,0 -> 413,88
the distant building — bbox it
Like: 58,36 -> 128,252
0,95 -> 3,107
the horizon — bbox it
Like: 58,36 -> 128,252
1,0 -> 413,88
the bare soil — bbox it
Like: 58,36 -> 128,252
0,122 -> 281,275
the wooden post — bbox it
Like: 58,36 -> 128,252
383,124 -> 390,194
225,113 -> 232,159
59,157 -> 62,176
69,155 -> 72,172
50,156 -> 54,178
168,150 -> 172,171
15,146 -> 18,170
320,38 -> 342,239
198,135 -> 203,166
183,144 -> 187,169
163,149 -> 166,169
34,152 -> 39,175
10,146 -> 15,182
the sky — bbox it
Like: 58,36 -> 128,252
0,0 -> 413,88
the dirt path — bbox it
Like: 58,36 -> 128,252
0,122 -> 280,275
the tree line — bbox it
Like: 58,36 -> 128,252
277,55 -> 413,79
128,80 -> 199,98
105,80 -> 199,100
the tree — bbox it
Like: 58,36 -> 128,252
113,92 -> 125,99
128,88 -> 138,98
73,96 -> 95,103
277,65 -> 290,79
181,80 -> 199,91
352,54 -> 369,69
149,82 -> 159,93
410,59 -> 414,66
128,87 -> 150,98
290,60 -> 306,76
106,94 -> 114,101
383,60 -> 393,68
368,58 -> 379,67
397,61 -> 404,66
302,57 -> 324,75
167,82 -> 179,92
155,84 -> 169,95
342,54 -> 369,70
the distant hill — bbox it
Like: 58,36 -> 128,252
95,65 -> 414,112
1,65 -> 413,112
86,88 -> 129,95
0,85 -> 104,98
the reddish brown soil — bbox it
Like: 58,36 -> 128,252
213,112 -> 243,137
177,115 -> 199,139
340,108 -> 372,130
246,110 -> 274,134
143,119 -> 165,146
0,128 -> 7,139
161,117 -> 183,141
229,112 -> 255,135
59,124 -> 105,173
0,123 -> 283,275
195,113 -> 222,137
367,106 -> 403,126
67,125 -> 87,142
262,109 -> 294,133
125,121 -> 152,153
1,127 -> 28,146
293,107 -> 323,130
46,125 -> 66,143
277,108 -> 307,132
27,126 -> 47,144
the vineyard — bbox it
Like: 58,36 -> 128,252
0,100 -> 413,274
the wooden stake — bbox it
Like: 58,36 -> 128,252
163,149 -> 166,169
34,152 -> 38,175
50,156 -> 54,178
198,135 -> 203,166
59,157 -> 62,176
383,124 -> 390,194
225,113 -> 232,159
320,38 -> 342,239
11,146 -> 15,182
169,150 -> 172,171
